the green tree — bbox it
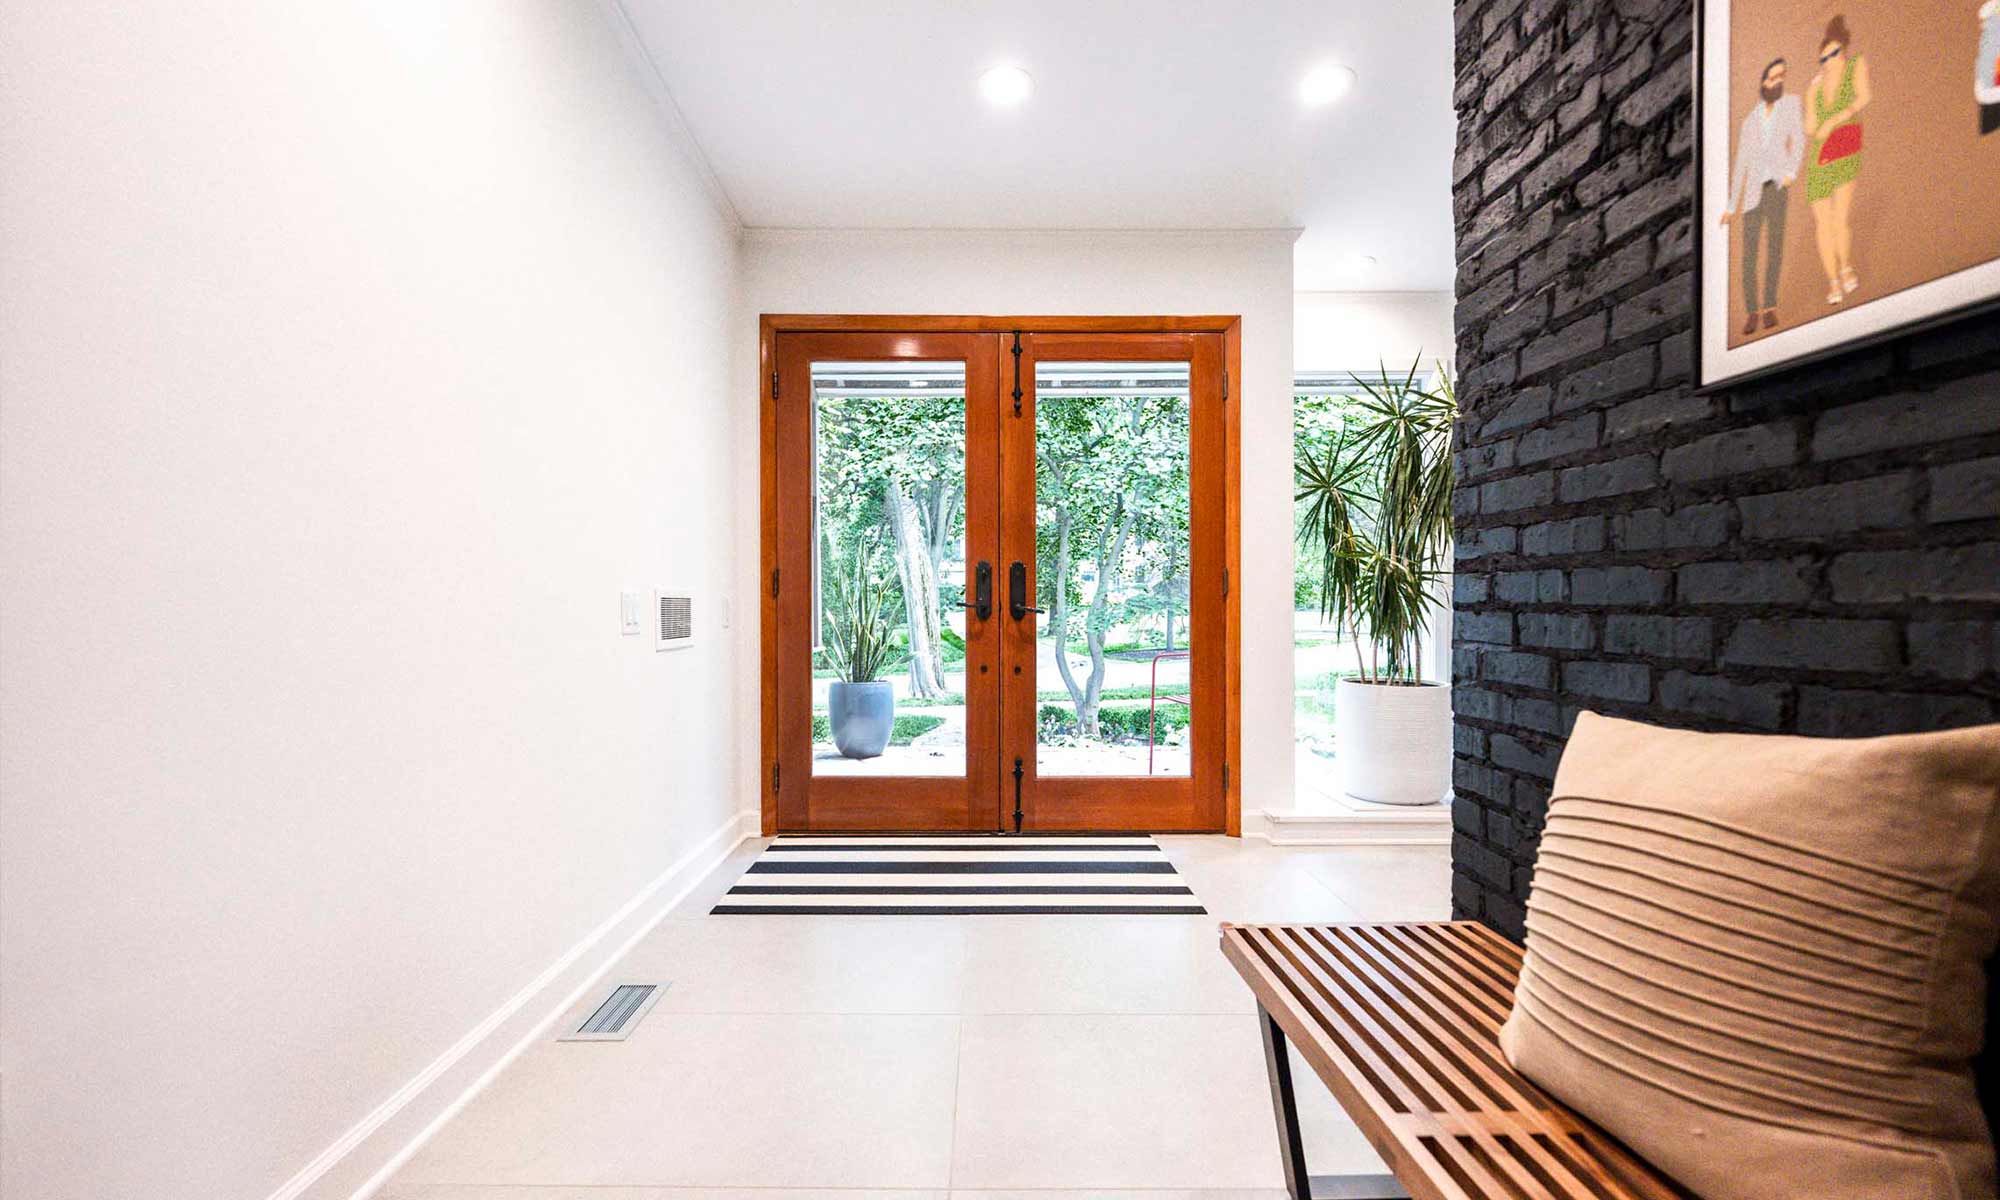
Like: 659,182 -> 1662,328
1295,361 -> 1456,683
1291,389 -> 1369,613
1036,393 -> 1189,735
816,394 -> 966,698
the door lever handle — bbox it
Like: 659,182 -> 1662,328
957,560 -> 993,621
1008,561 -> 1045,620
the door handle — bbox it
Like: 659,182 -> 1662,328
1009,561 -> 1045,620
958,560 -> 993,621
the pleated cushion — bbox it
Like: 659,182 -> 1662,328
1500,712 -> 2000,1200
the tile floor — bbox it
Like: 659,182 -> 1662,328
382,835 -> 1453,1200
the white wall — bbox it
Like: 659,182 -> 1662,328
1294,291 -> 1456,373
736,229 -> 1298,826
0,4 -> 742,1198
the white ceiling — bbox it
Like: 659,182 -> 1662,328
615,0 -> 1457,292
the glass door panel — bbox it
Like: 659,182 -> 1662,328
809,361 -> 968,778
1031,362 -> 1193,778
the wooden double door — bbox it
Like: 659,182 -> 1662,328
762,320 -> 1237,834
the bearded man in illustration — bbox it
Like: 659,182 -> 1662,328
1721,56 -> 1807,335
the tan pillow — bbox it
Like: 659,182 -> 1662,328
1500,712 -> 2000,1200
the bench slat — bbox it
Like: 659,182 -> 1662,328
1242,924 -> 1545,1199
1299,927 -> 1602,1198
1222,921 -> 1698,1200
1228,924 -> 1485,1200
1281,927 -> 1589,1199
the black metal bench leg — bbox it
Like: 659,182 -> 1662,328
1260,1002 -> 1315,1200
1258,1002 -> 1411,1200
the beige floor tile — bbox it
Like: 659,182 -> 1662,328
1295,845 -> 1453,922
960,917 -> 1253,1014
384,838 -> 1409,1197
949,1014 -> 1382,1190
950,1192 -> 1289,1199
612,915 -> 967,1014
1168,851 -> 1362,925
391,1013 -> 959,1189
386,1189 -> 945,1200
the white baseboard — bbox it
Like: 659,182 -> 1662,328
266,808 -> 756,1200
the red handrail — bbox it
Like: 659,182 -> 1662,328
1147,650 -> 1192,774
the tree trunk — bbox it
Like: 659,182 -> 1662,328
885,479 -> 946,698
921,481 -> 958,576
1075,500 -> 1136,735
1049,507 -> 1086,729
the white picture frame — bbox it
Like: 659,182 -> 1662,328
1696,0 -> 2000,390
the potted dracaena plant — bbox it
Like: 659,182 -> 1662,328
822,531 -> 897,759
1295,357 -> 1457,805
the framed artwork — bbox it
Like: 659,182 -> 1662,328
1696,0 -> 2000,389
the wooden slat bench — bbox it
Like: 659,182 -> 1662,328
1220,921 -> 1695,1200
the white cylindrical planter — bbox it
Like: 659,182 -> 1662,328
1335,677 -> 1451,806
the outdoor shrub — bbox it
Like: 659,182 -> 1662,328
1037,701 -> 1190,743
811,713 -> 947,745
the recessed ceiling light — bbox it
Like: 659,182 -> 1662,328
979,65 -> 1034,108
1336,253 -> 1379,280
1300,63 -> 1357,108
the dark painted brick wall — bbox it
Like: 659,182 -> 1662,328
1449,0 -> 2000,938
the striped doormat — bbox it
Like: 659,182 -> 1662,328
710,835 -> 1206,915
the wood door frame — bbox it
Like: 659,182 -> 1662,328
770,330 -> 1003,833
758,313 -> 1244,837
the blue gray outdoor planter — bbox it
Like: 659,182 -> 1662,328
829,680 -> 894,759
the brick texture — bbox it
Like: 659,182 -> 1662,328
1449,0 -> 2000,944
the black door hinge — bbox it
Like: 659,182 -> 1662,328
1223,567 -> 1230,597
1222,368 -> 1229,402
1011,756 -> 1025,833
770,567 -> 780,597
771,762 -> 780,793
1010,331 -> 1024,417
771,368 -> 779,400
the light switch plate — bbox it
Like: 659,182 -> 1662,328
619,590 -> 643,635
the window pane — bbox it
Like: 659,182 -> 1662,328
809,362 -> 967,777
1292,372 -> 1448,801
1294,385 -> 1352,799
1033,362 -> 1192,777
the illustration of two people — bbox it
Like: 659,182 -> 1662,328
1721,16 -> 1871,334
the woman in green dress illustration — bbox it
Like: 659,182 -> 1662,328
1806,14 -> 1872,306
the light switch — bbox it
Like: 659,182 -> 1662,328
620,590 -> 643,635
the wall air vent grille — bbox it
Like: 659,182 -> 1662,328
655,592 -> 693,651
559,983 -> 663,1041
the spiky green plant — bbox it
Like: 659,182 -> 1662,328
1295,358 -> 1457,684
822,532 -> 894,684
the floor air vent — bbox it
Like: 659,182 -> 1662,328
559,983 -> 664,1041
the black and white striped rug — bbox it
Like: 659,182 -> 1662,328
710,835 -> 1206,915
